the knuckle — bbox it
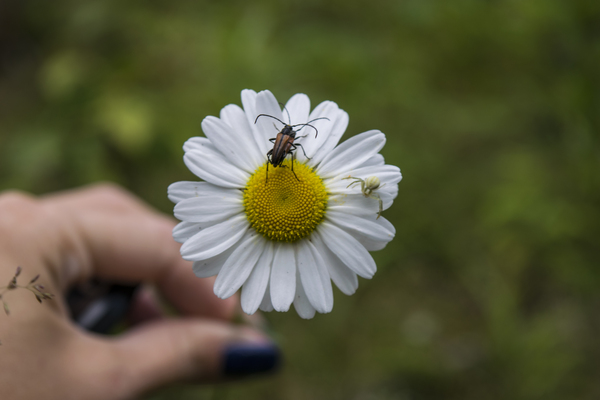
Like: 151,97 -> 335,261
87,182 -> 130,201
0,190 -> 49,250
86,182 -> 144,211
0,190 -> 40,216
0,189 -> 36,206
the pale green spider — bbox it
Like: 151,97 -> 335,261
343,175 -> 385,219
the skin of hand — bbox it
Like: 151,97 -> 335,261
0,184 -> 273,400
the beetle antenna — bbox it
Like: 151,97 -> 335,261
295,123 -> 320,137
255,114 -> 287,126
291,117 -> 330,128
306,116 -> 330,125
291,117 -> 330,138
278,102 -> 292,125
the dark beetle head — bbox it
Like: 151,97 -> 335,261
281,124 -> 295,137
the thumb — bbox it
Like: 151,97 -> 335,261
106,319 -> 279,397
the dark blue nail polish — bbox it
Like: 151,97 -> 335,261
223,343 -> 281,376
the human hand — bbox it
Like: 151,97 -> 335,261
0,184 -> 278,400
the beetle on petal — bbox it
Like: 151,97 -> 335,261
255,111 -> 329,181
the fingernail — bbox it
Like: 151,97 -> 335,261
223,343 -> 281,377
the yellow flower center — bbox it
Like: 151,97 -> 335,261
243,160 -> 328,242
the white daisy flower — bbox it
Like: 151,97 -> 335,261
169,89 -> 402,319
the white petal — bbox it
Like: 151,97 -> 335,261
317,221 -> 377,278
311,233 -> 358,295
241,89 -> 270,156
328,193 -> 380,217
183,136 -> 215,153
269,243 -> 296,312
323,175 -> 351,194
202,116 -> 259,173
311,109 -> 349,165
241,242 -> 273,315
327,211 -> 395,251
367,217 -> 396,251
325,165 -> 401,194
324,165 -> 401,211
254,90 -> 284,149
167,181 -> 195,204
296,240 -> 333,313
172,221 -> 201,244
316,130 -> 386,179
241,89 -> 258,124
220,104 -> 264,169
180,215 -> 248,260
293,271 -> 316,319
174,195 -> 243,226
192,244 -> 237,278
168,181 -> 220,204
379,188 -> 398,210
255,90 -> 283,147
307,101 -> 339,136
362,154 -> 385,167
302,106 -> 348,165
169,181 -> 243,200
214,231 -> 265,299
259,282 -> 274,312
293,101 -> 339,163
184,149 -> 249,189
346,165 -> 402,185
284,93 -> 310,126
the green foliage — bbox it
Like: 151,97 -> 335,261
1,0 -> 600,398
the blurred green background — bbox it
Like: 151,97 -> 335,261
1,0 -> 600,399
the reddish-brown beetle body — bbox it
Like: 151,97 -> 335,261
267,125 -> 297,168
255,113 -> 329,182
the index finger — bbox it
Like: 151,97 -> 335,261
43,183 -> 238,321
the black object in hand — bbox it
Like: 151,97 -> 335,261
67,280 -> 139,334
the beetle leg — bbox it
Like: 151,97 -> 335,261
266,150 -> 274,183
269,138 -> 276,143
294,143 -> 311,160
291,151 -> 299,181
266,161 -> 269,183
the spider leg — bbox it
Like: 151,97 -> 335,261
343,176 -> 363,189
370,193 -> 383,219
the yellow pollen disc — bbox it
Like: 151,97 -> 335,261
243,159 -> 328,242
